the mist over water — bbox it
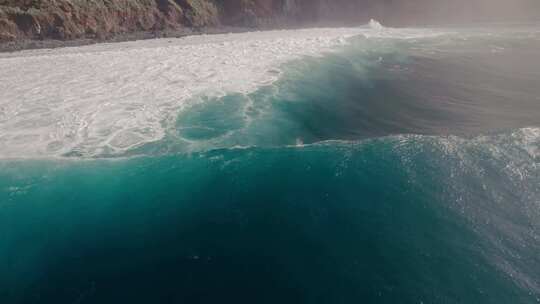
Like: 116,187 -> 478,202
319,0 -> 540,25
385,0 -> 540,25
1,24 -> 540,303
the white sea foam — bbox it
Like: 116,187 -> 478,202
368,19 -> 384,30
0,25 -> 445,158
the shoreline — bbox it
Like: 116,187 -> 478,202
3,20 -> 537,54
0,20 -> 370,53
0,26 -> 258,53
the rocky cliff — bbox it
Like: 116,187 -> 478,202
0,0 -> 223,42
0,0 -> 432,43
0,0 -> 311,42
1,0 -> 539,43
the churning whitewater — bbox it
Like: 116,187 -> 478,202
0,21 -> 445,158
1,21 -> 540,304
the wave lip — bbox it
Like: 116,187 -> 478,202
1,127 -> 539,303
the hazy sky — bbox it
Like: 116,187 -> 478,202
381,0 -> 540,25
301,0 -> 540,25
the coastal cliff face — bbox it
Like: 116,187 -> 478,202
0,0 -> 294,42
1,0 -> 539,43
0,0 -> 222,42
0,0 -> 380,42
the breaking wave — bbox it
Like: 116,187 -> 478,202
1,22 -> 540,303
1,128 -> 539,303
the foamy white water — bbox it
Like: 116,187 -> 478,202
0,25 -> 444,158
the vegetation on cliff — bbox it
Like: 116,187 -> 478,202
0,0 -> 224,41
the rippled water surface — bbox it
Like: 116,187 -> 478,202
1,24 -> 540,303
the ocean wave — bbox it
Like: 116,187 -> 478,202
0,24 -> 462,159
2,23 -> 540,304
1,126 -> 539,302
0,27 -> 365,158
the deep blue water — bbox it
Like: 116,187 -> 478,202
1,28 -> 540,303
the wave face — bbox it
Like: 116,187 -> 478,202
1,24 -> 540,303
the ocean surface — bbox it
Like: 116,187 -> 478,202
1,22 -> 540,303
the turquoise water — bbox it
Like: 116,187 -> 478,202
2,28 -> 540,303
